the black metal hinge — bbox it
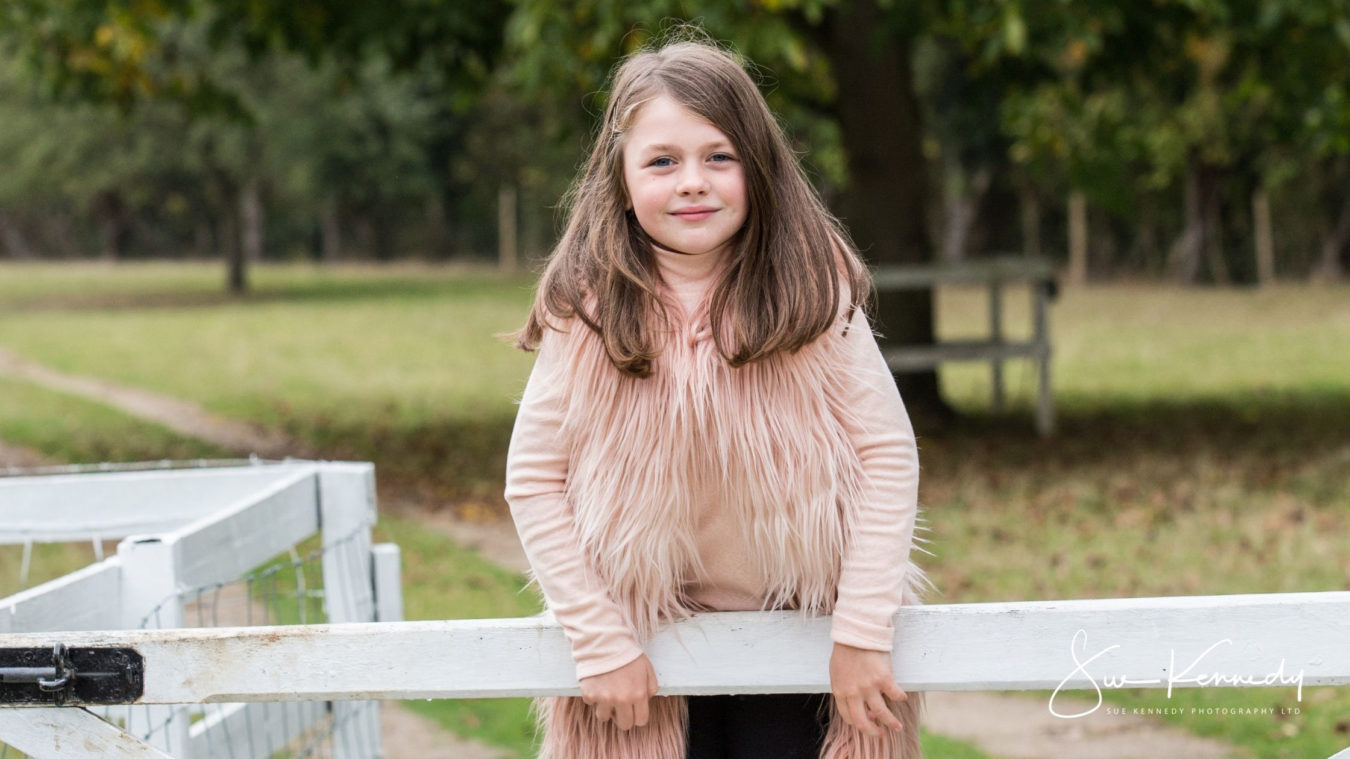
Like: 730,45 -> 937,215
0,644 -> 144,706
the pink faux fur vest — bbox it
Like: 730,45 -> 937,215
533,307 -> 927,759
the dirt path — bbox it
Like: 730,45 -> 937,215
0,348 -> 293,458
0,438 -> 55,470
923,691 -> 1247,759
0,351 -> 1250,759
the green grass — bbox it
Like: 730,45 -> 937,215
920,732 -> 994,758
374,514 -> 544,756
0,262 -> 536,507
0,375 -> 227,464
936,283 -> 1350,405
2,263 -> 1348,757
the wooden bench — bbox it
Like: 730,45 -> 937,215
874,257 -> 1058,435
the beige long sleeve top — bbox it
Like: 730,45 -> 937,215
505,249 -> 921,680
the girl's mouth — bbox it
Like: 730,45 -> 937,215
672,207 -> 717,221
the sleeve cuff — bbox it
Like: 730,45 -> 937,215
830,611 -> 895,652
574,644 -> 646,681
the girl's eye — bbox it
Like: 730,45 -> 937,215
710,153 -> 736,163
650,157 -> 675,168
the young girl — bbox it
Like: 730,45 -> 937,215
506,36 -> 929,759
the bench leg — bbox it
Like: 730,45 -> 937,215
1036,351 -> 1055,436
989,282 -> 1004,412
1033,282 -> 1055,436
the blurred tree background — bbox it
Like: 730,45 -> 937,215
3,0 -> 1346,422
1,0 -> 1347,285
2,8 -> 1348,752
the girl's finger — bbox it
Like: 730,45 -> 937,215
885,680 -> 907,702
613,703 -> 635,730
843,696 -> 880,736
647,665 -> 660,697
634,694 -> 650,727
866,692 -> 903,731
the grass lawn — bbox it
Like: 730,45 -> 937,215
0,378 -> 982,758
2,261 -> 1348,758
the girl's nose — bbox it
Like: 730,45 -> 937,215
676,165 -> 709,195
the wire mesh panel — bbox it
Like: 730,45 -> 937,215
0,460 -> 394,759
135,529 -> 381,759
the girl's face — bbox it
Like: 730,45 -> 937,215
622,94 -> 747,263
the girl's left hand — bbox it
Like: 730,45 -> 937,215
829,642 -> 907,736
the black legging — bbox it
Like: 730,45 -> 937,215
685,693 -> 832,759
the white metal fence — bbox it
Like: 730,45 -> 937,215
0,461 -> 402,759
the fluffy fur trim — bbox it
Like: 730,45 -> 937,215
533,305 -> 927,758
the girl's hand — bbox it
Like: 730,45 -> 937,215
579,654 -> 660,730
830,642 -> 907,736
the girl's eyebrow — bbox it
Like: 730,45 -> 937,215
640,140 -> 734,154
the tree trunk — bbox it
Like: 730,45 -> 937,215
1018,182 -> 1041,259
1313,193 -> 1350,281
1252,187 -> 1275,286
1127,196 -> 1159,275
1170,163 -> 1205,283
229,178 -> 262,294
0,213 -> 35,259
499,183 -> 518,274
240,177 -> 263,262
940,162 -> 991,262
193,220 -> 213,259
1067,190 -> 1088,285
425,195 -> 449,260
373,213 -> 395,261
322,197 -> 343,261
39,212 -> 79,258
823,1 -> 950,423
94,191 -> 130,262
1202,171 -> 1229,284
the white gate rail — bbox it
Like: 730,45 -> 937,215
2,591 -> 1345,703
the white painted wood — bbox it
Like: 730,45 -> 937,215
0,707 -> 175,759
0,558 -> 122,633
166,467 -> 319,590
1,592 -> 1343,703
117,536 -> 189,755
187,700 -> 327,758
0,461 -> 383,759
318,463 -> 378,625
315,463 -> 379,759
0,465 -> 321,544
371,543 -> 403,623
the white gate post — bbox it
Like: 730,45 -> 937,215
372,543 -> 403,624
118,536 -> 190,758
318,463 -> 382,759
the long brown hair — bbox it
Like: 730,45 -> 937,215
516,36 -> 870,377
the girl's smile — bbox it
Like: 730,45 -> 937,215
672,205 -> 717,222
622,94 -> 747,261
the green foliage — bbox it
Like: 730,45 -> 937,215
3,0 -> 1350,281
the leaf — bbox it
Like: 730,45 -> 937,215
1003,5 -> 1026,56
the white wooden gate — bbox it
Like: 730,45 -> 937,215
0,461 -> 401,758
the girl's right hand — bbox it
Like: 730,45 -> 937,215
579,654 -> 660,730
